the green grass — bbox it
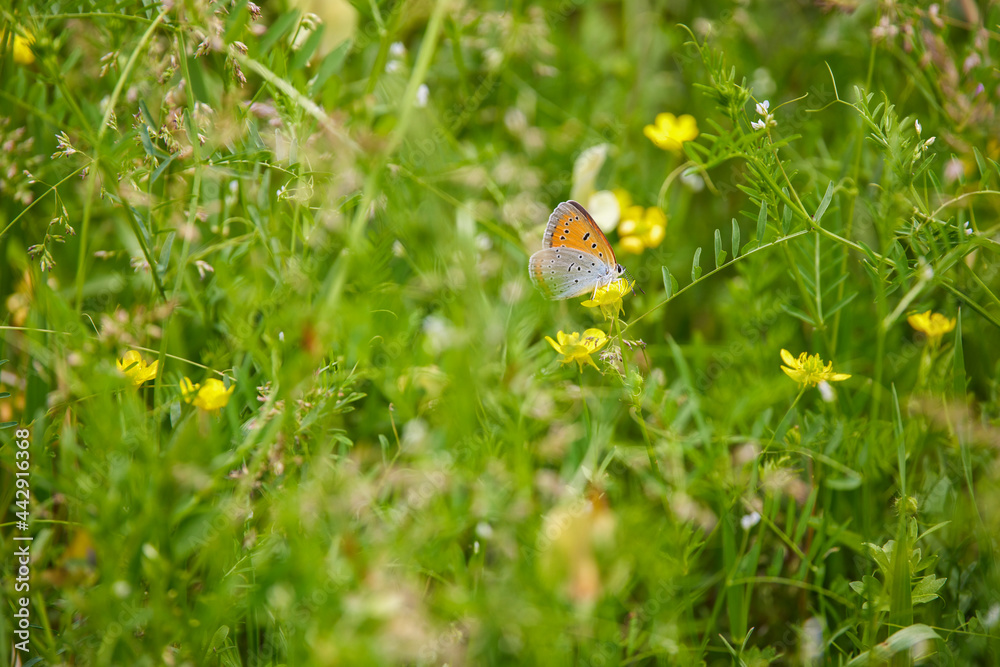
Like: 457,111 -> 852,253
2,0 -> 1000,664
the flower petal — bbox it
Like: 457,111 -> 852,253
118,349 -> 142,371
587,190 -> 621,233
181,378 -> 201,403
645,224 -> 665,247
620,236 -> 645,255
781,366 -> 804,383
571,144 -> 610,203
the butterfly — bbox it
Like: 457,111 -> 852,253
528,200 -> 641,300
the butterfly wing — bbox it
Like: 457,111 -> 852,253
543,200 -> 617,267
529,247 -> 613,300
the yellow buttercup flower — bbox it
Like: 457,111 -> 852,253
182,377 -> 234,411
613,188 -> 633,212
907,311 -> 955,344
581,278 -> 633,320
618,205 -> 666,254
545,329 -> 608,372
779,349 -> 851,388
3,31 -> 35,65
644,113 -> 699,152
117,350 -> 158,387
180,377 -> 200,401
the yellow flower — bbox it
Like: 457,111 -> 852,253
581,278 -> 633,319
4,31 -> 35,65
618,205 -> 666,254
644,113 -> 699,152
780,349 -> 851,388
180,377 -> 200,402
906,311 -> 956,344
117,350 -> 159,387
182,377 -> 234,411
613,188 -> 633,212
545,329 -> 608,372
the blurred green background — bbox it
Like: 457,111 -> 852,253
1,0 -> 999,664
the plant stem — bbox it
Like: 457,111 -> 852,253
762,386 -> 807,453
623,229 -> 811,332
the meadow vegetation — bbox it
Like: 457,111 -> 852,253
1,0 -> 1000,664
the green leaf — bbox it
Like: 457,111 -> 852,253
892,383 -> 906,496
857,240 -> 881,266
731,218 -> 741,258
953,308 -> 966,399
137,99 -> 157,130
714,229 -> 723,268
149,153 -> 177,185
257,10 -> 301,55
844,625 -> 940,667
691,247 -> 702,281
136,121 -> 157,158
890,517 -> 914,628
756,199 -> 767,245
814,180 -> 834,223
158,231 -> 175,273
823,291 -> 858,319
911,575 -> 947,604
780,303 -> 818,327
826,474 -> 862,490
782,202 -> 792,235
290,23 -> 325,71
662,266 -> 673,298
224,0 -> 251,41
205,625 -> 231,657
973,146 -> 988,183
310,40 -> 351,96
128,206 -> 153,247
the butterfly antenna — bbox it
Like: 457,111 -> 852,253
625,268 -> 645,296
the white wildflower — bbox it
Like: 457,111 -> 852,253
817,380 -> 835,403
415,83 -> 429,108
752,100 -> 776,129
740,511 -> 761,530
